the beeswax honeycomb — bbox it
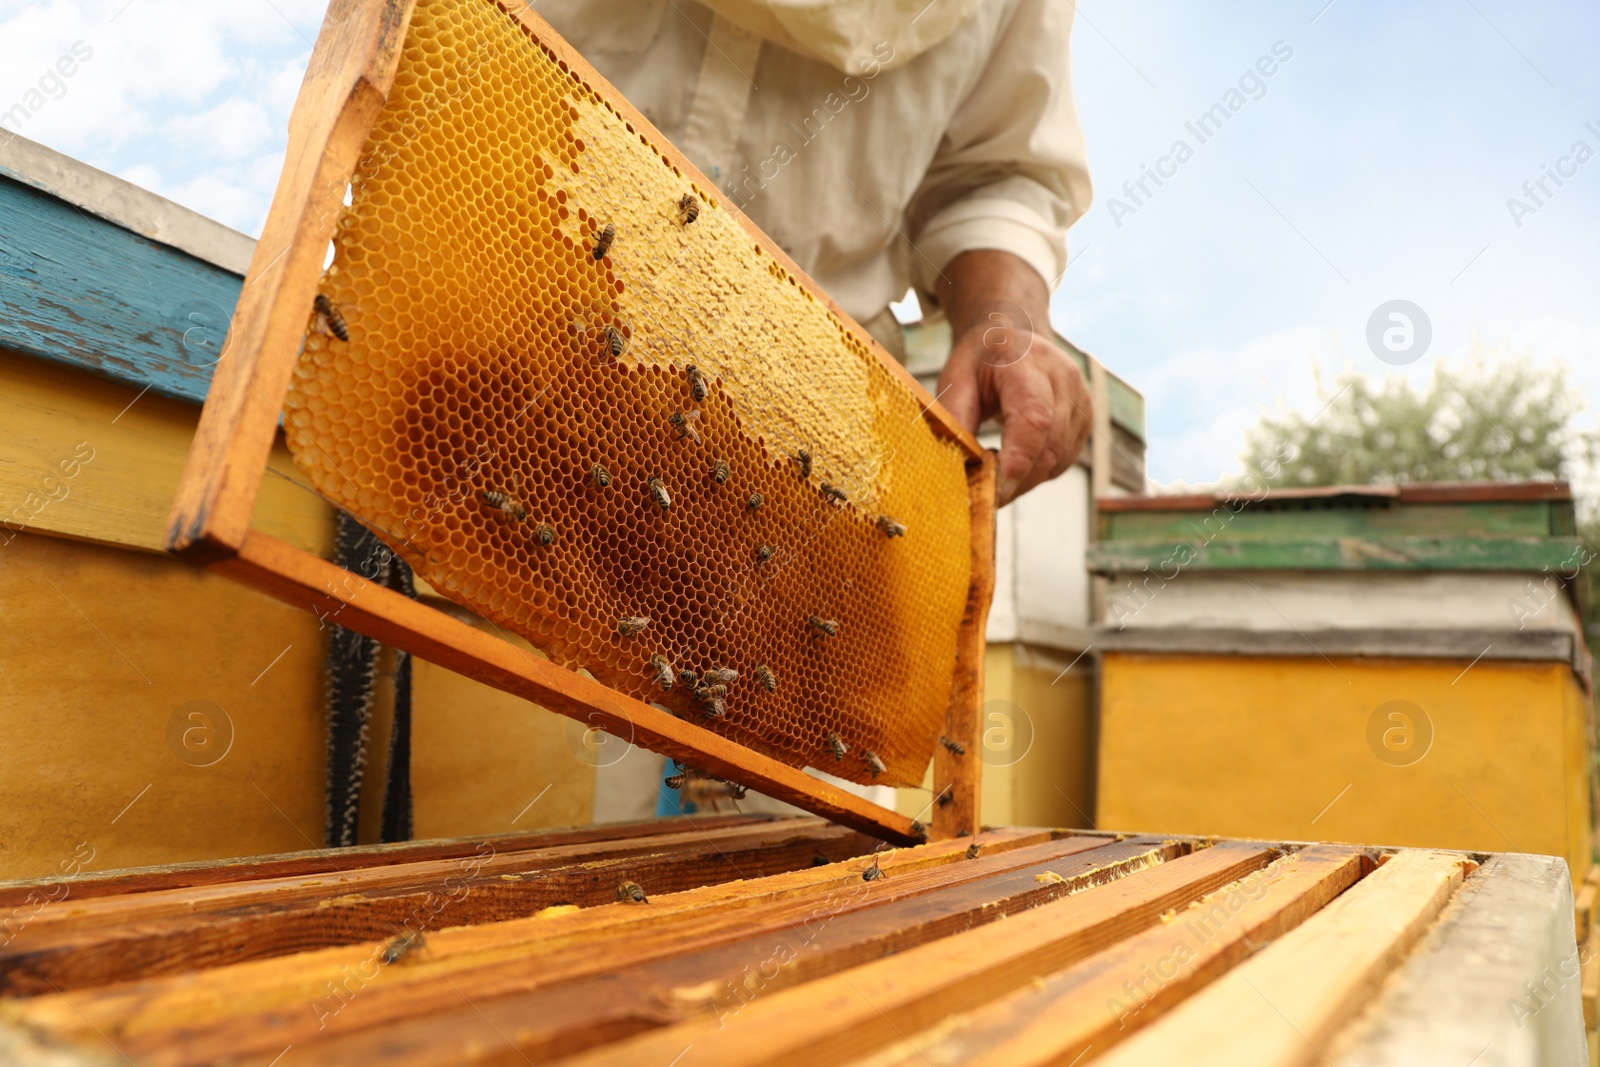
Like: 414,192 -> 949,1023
283,0 -> 973,785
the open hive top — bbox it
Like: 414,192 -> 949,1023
282,0 -> 976,786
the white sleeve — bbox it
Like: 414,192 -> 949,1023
907,0 -> 1093,294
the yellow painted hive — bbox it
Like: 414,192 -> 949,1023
282,0 -> 974,786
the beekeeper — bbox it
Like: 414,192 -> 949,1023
542,0 -> 1093,505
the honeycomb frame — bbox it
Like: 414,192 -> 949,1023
166,0 -> 995,843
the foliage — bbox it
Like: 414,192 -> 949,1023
1239,344 -> 1597,489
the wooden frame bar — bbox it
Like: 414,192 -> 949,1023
0,819 -> 878,995
0,827 -> 1576,1065
936,451 -> 996,837
160,0 -> 994,843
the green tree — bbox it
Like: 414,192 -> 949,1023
1239,343 -> 1596,488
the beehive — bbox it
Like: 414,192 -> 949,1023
281,0 -> 974,786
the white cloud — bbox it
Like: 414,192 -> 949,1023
0,0 -> 325,236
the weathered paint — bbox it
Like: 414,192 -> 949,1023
0,172 -> 242,407
1089,535 -> 1581,574
1099,499 -> 1566,542
1097,652 -> 1592,880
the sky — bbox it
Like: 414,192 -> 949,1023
1,0 -> 1596,491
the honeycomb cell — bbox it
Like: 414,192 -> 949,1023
283,0 -> 973,786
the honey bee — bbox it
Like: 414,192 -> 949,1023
811,854 -> 831,868
314,294 -> 349,342
533,522 -> 555,546
728,782 -> 748,801
649,653 -> 673,690
695,683 -> 728,701
825,731 -> 847,761
591,463 -> 612,487
699,695 -> 727,718
703,668 -> 738,686
647,476 -> 671,509
863,750 -> 886,778
603,324 -> 626,358
617,616 -> 650,636
712,458 -> 730,484
669,410 -> 702,443
665,773 -> 686,789
940,735 -> 967,757
686,363 -> 708,402
909,820 -> 927,840
878,516 -> 907,539
965,843 -> 981,860
678,668 -> 700,688
862,854 -> 887,882
747,492 -> 763,510
820,483 -> 847,505
795,449 -> 812,479
677,193 -> 700,225
616,880 -> 647,904
937,788 -> 953,808
755,544 -> 773,563
380,929 -> 425,965
808,615 -> 838,637
480,490 -> 527,522
755,663 -> 776,691
593,222 -> 615,260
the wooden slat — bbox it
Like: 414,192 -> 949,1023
536,842 -> 1277,1067
854,846 -> 1366,1067
0,815 -> 764,908
1098,850 -> 1472,1067
212,531 -> 925,844
1575,864 -> 1598,945
1095,480 -> 1572,511
1328,853 -> 1585,1067
226,837 -> 1179,1065
1583,928 -> 1600,1033
6,829 -> 1062,1062
0,819 -> 877,995
0,173 -> 243,408
165,0 -> 417,560
937,449 -> 996,837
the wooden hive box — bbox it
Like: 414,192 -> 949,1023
1089,483 -> 1594,878
0,818 -> 1585,1065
